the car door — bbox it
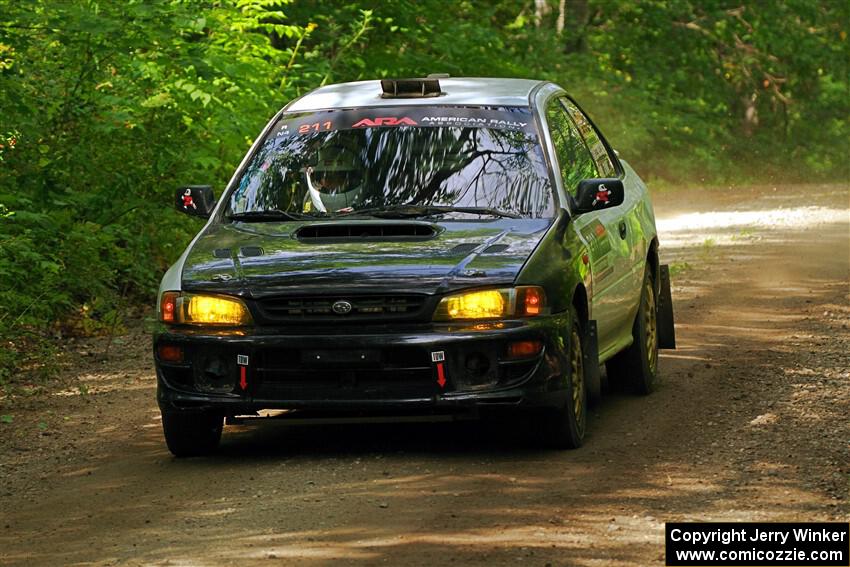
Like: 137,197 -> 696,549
562,98 -> 646,355
546,98 -> 635,355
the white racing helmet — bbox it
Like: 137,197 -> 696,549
306,144 -> 364,212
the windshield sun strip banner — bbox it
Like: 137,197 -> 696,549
273,107 -> 536,138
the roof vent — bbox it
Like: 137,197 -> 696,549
380,78 -> 443,99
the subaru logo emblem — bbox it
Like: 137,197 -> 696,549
332,300 -> 352,315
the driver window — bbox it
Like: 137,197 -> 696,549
546,99 -> 597,197
562,99 -> 617,178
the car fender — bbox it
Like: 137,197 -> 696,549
515,209 -> 591,318
619,160 -> 659,319
621,159 -> 658,265
157,109 -> 287,305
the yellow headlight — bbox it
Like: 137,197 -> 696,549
436,289 -> 509,320
160,292 -> 253,326
185,295 -> 251,325
433,286 -> 547,321
446,290 -> 506,318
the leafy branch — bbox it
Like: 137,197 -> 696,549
320,10 -> 373,86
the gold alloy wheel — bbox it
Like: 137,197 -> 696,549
645,278 -> 658,374
570,324 -> 586,436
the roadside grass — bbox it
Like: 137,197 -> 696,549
731,228 -> 758,241
699,238 -> 717,261
668,261 -> 693,279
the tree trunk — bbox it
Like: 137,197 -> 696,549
557,0 -> 566,34
742,92 -> 759,137
534,0 -> 550,28
562,0 -> 589,53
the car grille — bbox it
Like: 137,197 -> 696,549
255,294 -> 428,323
252,347 -> 436,400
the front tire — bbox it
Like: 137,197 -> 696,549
161,411 -> 223,457
537,306 -> 586,449
607,268 -> 659,395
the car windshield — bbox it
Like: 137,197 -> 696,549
226,107 -> 554,220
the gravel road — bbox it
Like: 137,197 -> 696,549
1,183 -> 847,566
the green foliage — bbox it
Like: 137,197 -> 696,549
0,0 -> 371,380
0,0 -> 847,382
284,0 -> 848,181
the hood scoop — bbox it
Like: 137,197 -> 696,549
295,222 -> 438,243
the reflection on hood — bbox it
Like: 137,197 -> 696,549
181,219 -> 552,296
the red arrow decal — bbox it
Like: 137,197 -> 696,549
239,366 -> 248,390
436,362 -> 446,388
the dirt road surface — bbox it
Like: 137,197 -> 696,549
1,183 -> 848,566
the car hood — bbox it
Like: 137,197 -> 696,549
181,219 -> 553,297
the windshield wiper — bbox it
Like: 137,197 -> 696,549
227,209 -> 308,222
335,205 -> 521,219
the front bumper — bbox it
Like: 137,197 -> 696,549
154,314 -> 571,416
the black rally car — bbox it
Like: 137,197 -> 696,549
155,77 -> 675,456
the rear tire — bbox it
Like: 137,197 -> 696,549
161,411 -> 223,457
606,268 -> 659,395
536,306 -> 586,449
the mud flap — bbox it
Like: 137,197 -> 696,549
658,264 -> 676,349
583,320 -> 602,405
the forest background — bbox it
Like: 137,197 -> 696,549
0,0 -> 847,384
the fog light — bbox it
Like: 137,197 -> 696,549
157,344 -> 184,363
465,352 -> 490,376
507,340 -> 543,359
194,354 -> 235,394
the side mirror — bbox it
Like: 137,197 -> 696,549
175,185 -> 216,219
574,178 -> 624,214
